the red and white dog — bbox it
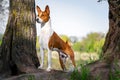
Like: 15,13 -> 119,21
36,5 -> 76,71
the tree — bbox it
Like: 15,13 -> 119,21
102,0 -> 120,62
87,0 -> 120,80
0,0 -> 39,78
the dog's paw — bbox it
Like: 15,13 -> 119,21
46,67 -> 52,72
38,66 -> 43,69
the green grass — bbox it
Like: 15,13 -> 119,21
28,75 -> 35,80
109,69 -> 120,80
109,61 -> 120,80
70,64 -> 90,80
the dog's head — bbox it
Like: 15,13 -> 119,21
36,5 -> 50,23
59,51 -> 68,63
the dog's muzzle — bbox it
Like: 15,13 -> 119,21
36,18 -> 41,23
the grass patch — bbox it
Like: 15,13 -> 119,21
109,69 -> 120,80
28,75 -> 35,80
109,61 -> 120,80
70,64 -> 90,80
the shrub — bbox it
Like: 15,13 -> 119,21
72,42 -> 81,52
72,32 -> 105,53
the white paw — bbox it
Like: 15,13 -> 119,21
46,67 -> 52,71
38,65 -> 43,69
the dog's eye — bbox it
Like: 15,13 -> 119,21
61,55 -> 65,58
38,14 -> 40,17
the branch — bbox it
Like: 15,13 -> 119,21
98,0 -> 107,2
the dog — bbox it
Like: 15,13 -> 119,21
36,5 -> 76,71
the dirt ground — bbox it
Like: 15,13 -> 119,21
3,69 -> 71,80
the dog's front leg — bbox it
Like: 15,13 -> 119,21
38,47 -> 44,69
47,49 -> 52,71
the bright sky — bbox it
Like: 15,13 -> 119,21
0,0 -> 109,38
35,0 -> 109,37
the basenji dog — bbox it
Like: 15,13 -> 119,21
36,5 -> 76,71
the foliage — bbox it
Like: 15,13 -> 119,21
72,42 -> 81,51
72,32 -> 105,53
93,38 -> 105,54
70,64 -> 90,80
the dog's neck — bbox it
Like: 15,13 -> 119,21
41,18 -> 51,29
40,18 -> 53,37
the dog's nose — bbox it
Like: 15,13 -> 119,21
36,18 -> 41,23
36,18 -> 39,21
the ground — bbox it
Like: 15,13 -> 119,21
2,52 -> 99,80
3,69 -> 71,80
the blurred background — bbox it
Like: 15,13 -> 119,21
0,0 -> 109,70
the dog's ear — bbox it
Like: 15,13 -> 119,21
36,5 -> 41,14
45,5 -> 50,15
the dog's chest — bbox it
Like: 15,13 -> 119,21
39,26 -> 53,49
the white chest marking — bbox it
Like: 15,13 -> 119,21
39,19 -> 54,49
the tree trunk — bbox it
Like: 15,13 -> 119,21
0,0 -> 39,78
86,0 -> 120,80
103,0 -> 120,62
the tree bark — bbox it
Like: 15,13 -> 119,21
103,0 -> 120,62
0,0 -> 39,78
